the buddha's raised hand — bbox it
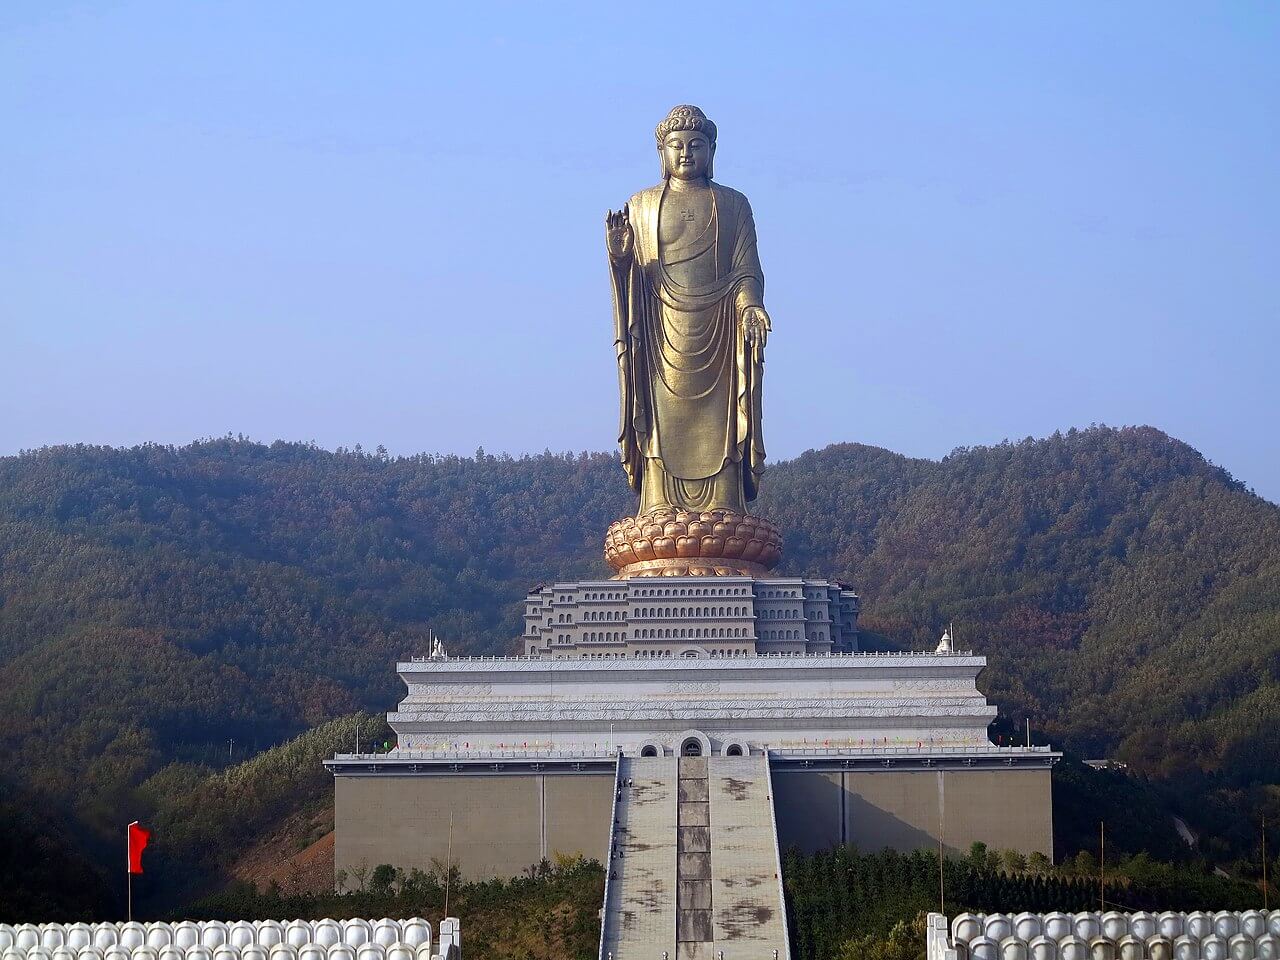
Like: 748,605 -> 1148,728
606,204 -> 634,260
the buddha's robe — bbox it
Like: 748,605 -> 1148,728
610,180 -> 767,514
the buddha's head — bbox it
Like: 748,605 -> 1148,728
656,104 -> 716,181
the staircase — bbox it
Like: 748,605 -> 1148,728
705,755 -> 790,957
601,756 -> 679,960
600,753 -> 790,960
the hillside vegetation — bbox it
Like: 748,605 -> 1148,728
783,844 -> 1273,960
188,856 -> 605,960
1,427 -> 1277,917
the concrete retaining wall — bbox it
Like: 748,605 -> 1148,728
334,774 -> 614,882
333,766 -> 1052,886
771,768 -> 1052,857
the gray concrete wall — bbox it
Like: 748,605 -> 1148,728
772,769 -> 1052,857
334,773 -> 613,884
334,766 -> 1050,887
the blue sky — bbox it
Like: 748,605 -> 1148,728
2,2 -> 1277,501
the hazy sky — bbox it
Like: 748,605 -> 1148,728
3,3 -> 1278,501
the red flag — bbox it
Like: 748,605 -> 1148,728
128,821 -> 151,874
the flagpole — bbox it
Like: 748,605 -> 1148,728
127,821 -> 133,922
1263,815 -> 1269,912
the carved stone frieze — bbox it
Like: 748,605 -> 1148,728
391,696 -> 995,724
662,681 -> 722,694
891,679 -> 969,692
412,683 -> 495,698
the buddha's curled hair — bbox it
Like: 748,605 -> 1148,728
655,104 -> 717,178
655,104 -> 718,145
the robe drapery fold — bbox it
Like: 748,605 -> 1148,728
610,181 -> 766,513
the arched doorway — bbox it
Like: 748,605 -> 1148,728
681,737 -> 703,757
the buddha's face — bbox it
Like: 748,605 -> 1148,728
662,129 -> 713,180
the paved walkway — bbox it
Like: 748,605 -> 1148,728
677,756 -> 712,960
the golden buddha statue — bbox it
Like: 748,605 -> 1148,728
603,105 -> 781,577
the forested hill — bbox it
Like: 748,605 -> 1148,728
1,427 -> 1278,915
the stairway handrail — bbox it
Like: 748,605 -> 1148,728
597,747 -> 625,960
764,749 -> 795,960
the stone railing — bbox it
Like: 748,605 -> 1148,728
0,919 -> 460,960
763,753 -> 795,960
926,911 -> 1280,960
407,649 -> 974,663
596,753 -> 625,960
778,743 -> 1051,756
407,650 -> 967,665
332,748 -> 615,761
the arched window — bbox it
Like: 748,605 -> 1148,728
641,745 -> 659,757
